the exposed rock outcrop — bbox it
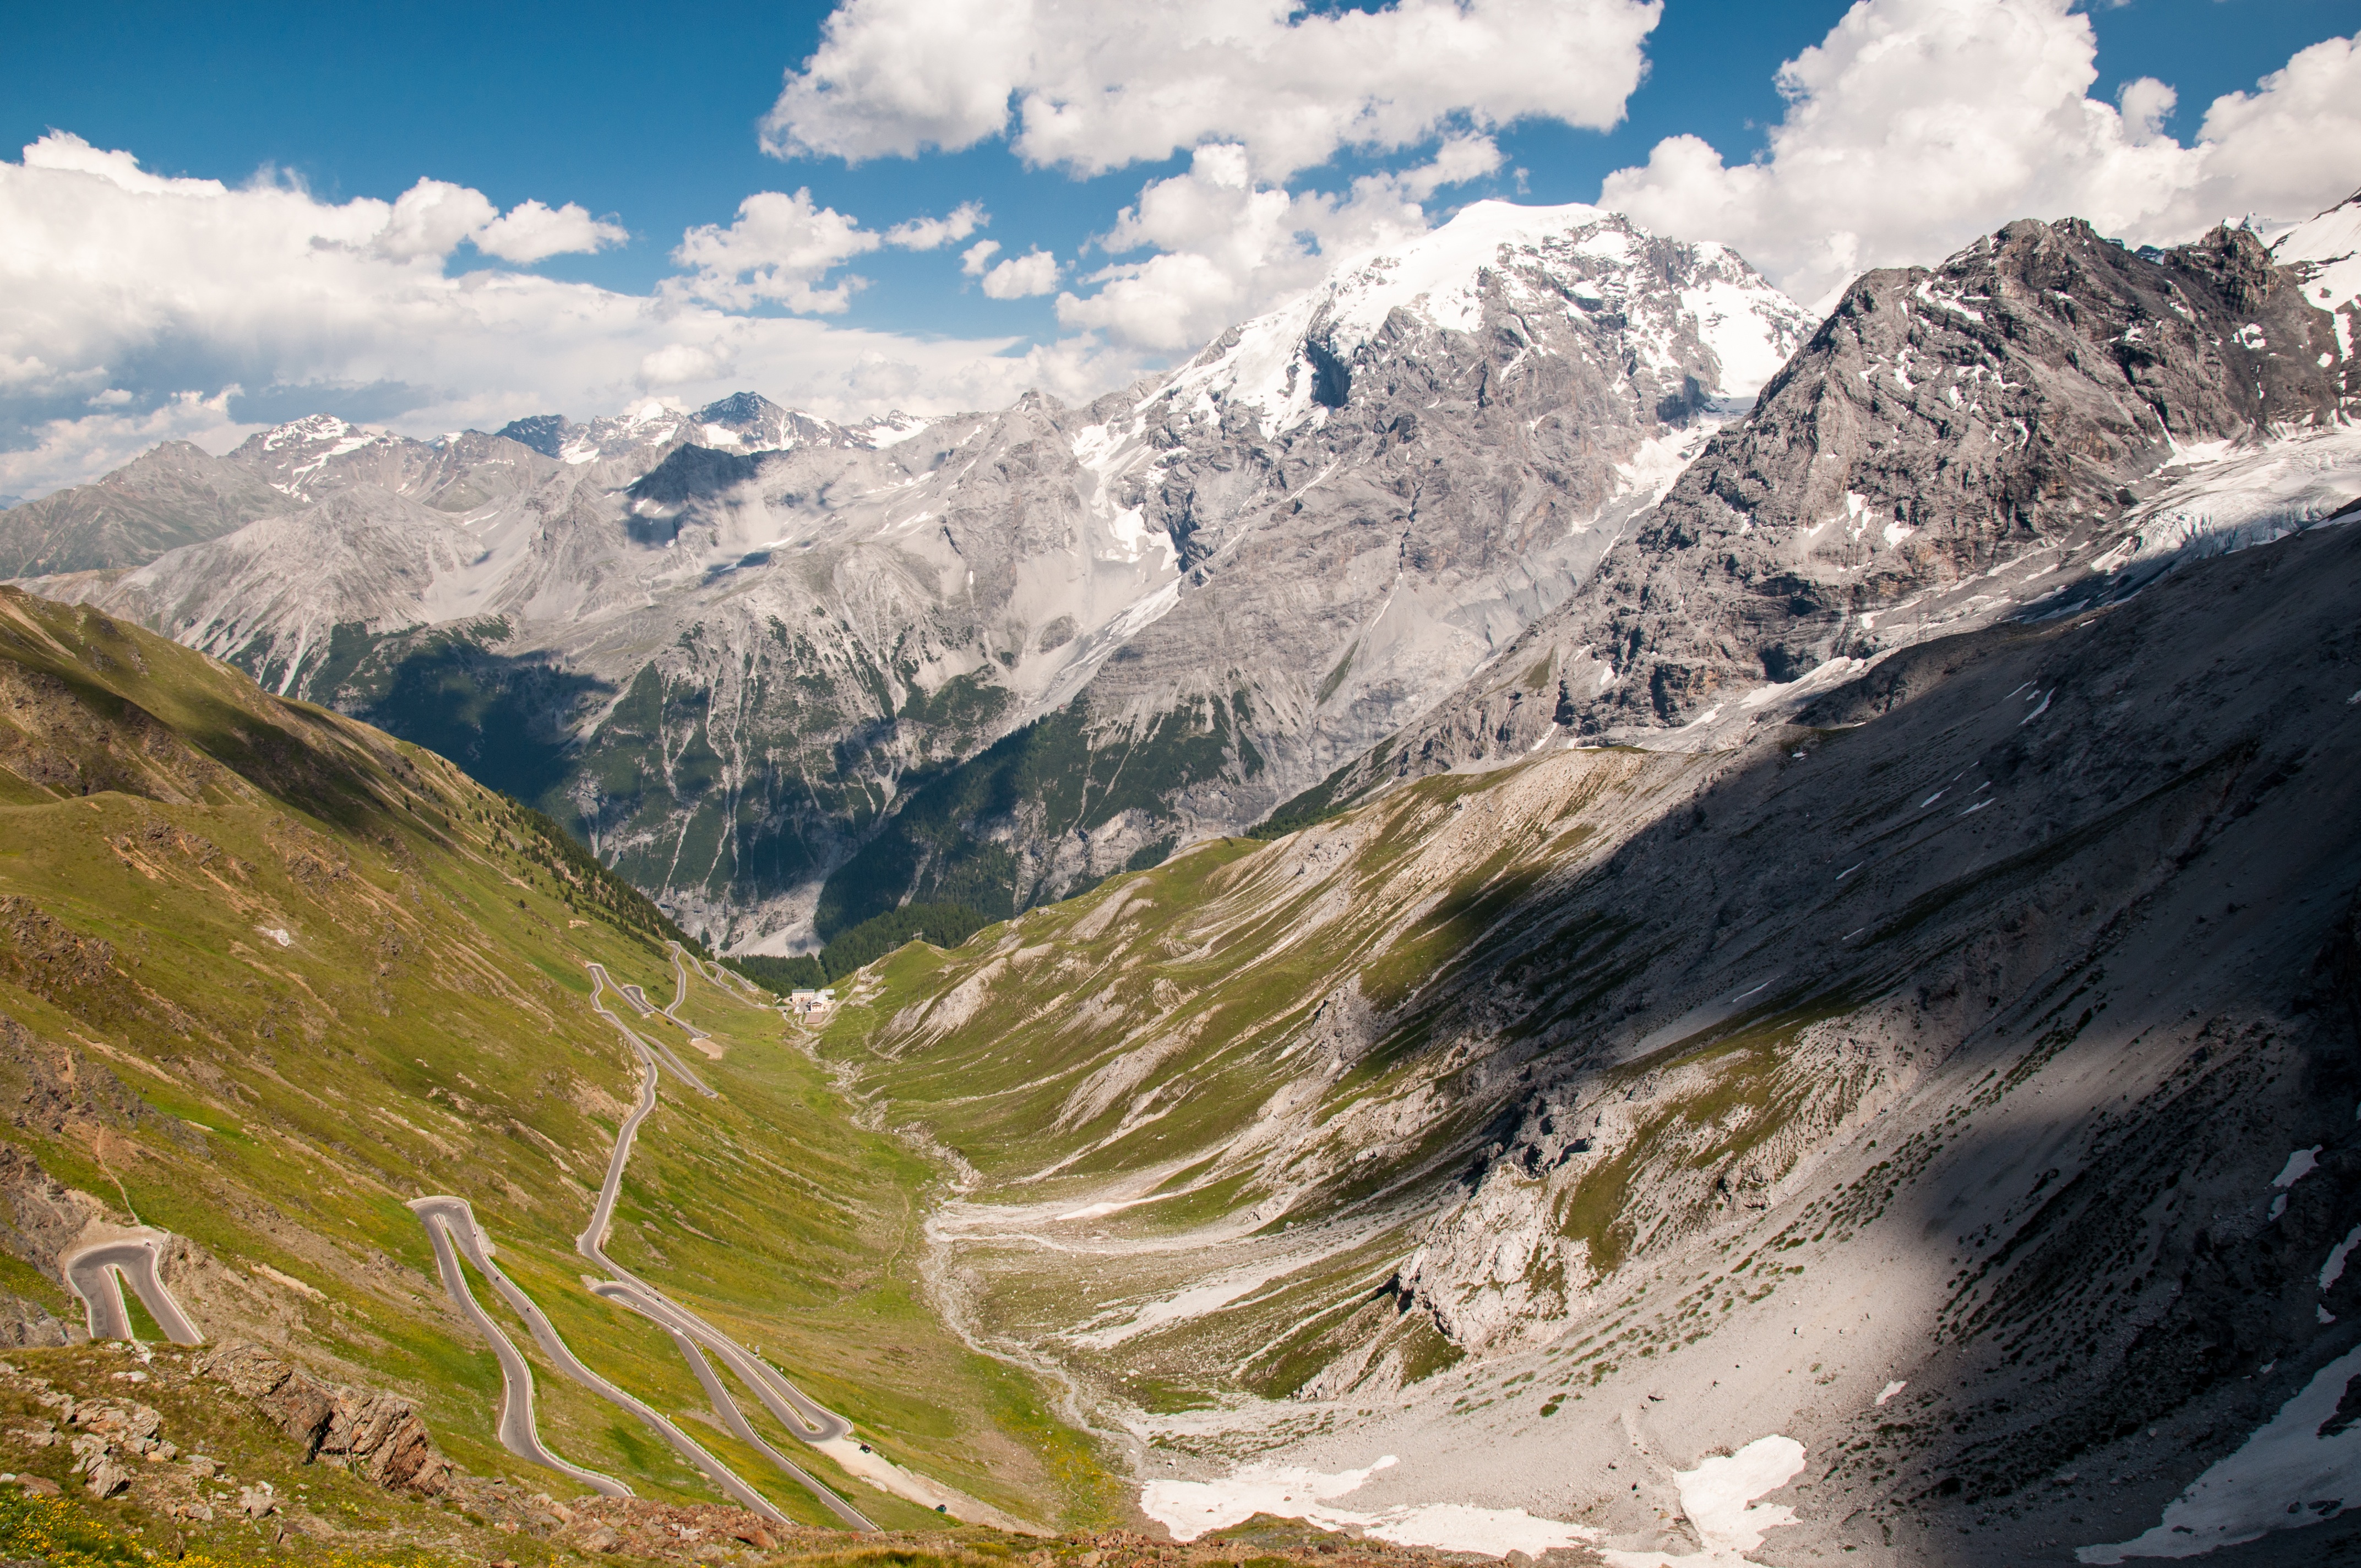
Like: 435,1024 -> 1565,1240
0,1291 -> 70,1348
196,1341 -> 449,1494
1327,217 -> 2358,793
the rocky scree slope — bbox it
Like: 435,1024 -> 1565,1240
824,484 -> 2361,1562
4,203 -> 1808,954
1303,209 -> 2360,810
0,586 -> 1101,1530
0,442 -> 299,581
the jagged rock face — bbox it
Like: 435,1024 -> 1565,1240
812,205 -> 1811,937
1121,204 -> 1806,729
2,205 -> 1810,950
1328,219 -> 2355,790
847,501 -> 2361,1559
198,1341 -> 451,1494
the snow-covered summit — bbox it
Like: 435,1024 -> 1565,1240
251,413 -> 385,454
1149,200 -> 1811,440
2274,188 -> 2361,318
226,415 -> 406,499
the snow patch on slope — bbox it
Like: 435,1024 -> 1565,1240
1141,1456 -> 1598,1558
2276,192 -> 2361,318
1599,1437 -> 1808,1568
2120,426 -> 2361,570
2078,1346 -> 2361,1561
1142,1437 -> 1807,1564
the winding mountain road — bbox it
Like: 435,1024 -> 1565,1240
580,959 -> 878,1530
409,1197 -> 630,1497
619,1296 -> 863,1529
411,1191 -> 787,1520
588,960 -> 715,1096
414,949 -> 1016,1531
60,1233 -> 202,1345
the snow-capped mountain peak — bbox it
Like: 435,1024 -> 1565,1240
257,412 -> 365,450
2273,188 -> 2361,319
1144,200 -> 1811,443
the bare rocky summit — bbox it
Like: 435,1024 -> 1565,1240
1313,213 -> 2358,801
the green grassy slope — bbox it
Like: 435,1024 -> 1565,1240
814,745 -> 1733,1412
0,586 -> 1112,1531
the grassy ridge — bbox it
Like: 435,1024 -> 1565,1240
0,586 -> 1110,1528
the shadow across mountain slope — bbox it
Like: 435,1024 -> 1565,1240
824,505 -> 2361,1562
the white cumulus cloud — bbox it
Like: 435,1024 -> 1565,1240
0,134 -> 1145,500
2189,35 -> 2361,225
763,0 -> 1661,178
477,199 -> 629,263
885,200 -> 987,250
1056,142 -> 1459,352
668,188 -> 881,312
374,179 -> 502,260
670,191 -> 1002,309
1597,0 -> 2361,308
2116,78 -> 2177,147
639,340 -> 737,388
980,248 -> 1060,299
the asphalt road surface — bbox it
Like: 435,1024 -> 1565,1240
640,1309 -> 874,1532
409,1197 -> 630,1497
61,1234 -> 203,1344
418,958 -> 883,1529
414,1195 -> 797,1518
587,962 -> 714,1096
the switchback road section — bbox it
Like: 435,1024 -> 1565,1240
61,1231 -> 203,1345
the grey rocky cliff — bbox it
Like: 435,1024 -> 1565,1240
808,205 -> 1812,937
198,1340 -> 452,1494
0,441 -> 297,580
1310,215 -> 2360,804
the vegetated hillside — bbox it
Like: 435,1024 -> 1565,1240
819,502 -> 2361,1563
1313,216 -> 2358,808
0,586 -> 1110,1538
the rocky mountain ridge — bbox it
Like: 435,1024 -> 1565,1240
4,202 -> 1810,953
825,432 -> 2361,1564
1302,198 -> 2361,810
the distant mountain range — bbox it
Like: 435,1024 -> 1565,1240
7,179 -> 2361,1568
6,195 -> 2355,958
3,201 -> 1815,954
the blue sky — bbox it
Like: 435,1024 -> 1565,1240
3,0 -> 2357,497
9,0 -> 2347,343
